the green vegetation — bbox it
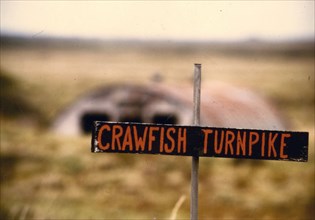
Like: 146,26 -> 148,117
0,37 -> 314,219
0,70 -> 39,119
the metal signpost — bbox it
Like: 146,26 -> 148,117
191,63 -> 201,220
91,64 -> 309,220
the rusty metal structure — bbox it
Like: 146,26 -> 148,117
52,82 -> 285,136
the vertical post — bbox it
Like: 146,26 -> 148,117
191,63 -> 201,220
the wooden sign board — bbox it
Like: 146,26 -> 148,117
91,121 -> 308,162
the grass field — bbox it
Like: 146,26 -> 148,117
1,37 -> 314,219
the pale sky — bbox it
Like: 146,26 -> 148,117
0,1 -> 314,41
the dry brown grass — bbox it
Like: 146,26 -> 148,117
1,38 -> 314,219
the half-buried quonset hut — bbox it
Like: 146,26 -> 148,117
52,82 -> 286,136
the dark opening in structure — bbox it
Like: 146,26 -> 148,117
81,113 -> 110,134
152,114 -> 178,125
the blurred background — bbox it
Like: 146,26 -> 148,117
0,1 -> 314,219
